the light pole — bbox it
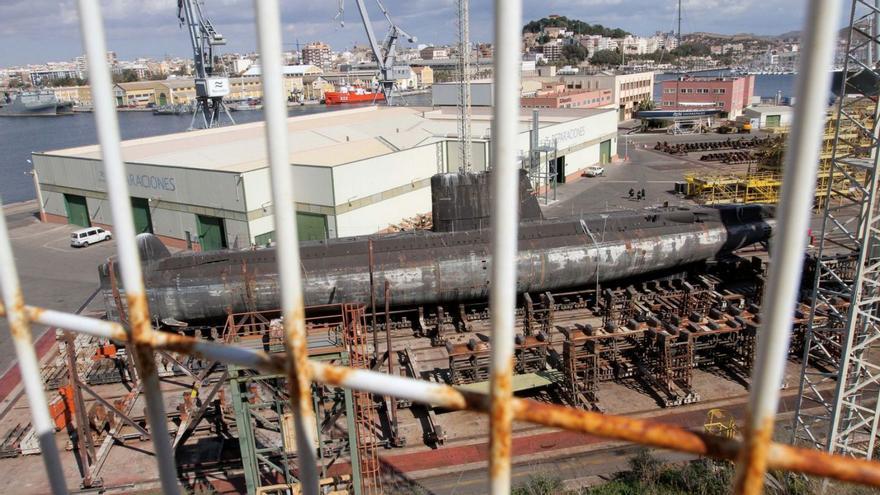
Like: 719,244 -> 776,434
25,159 -> 46,222
580,218 -> 603,304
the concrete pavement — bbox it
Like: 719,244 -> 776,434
0,200 -> 114,374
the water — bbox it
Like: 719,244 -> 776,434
653,72 -> 797,101
0,93 -> 432,204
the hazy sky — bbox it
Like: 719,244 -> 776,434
2,0 -> 822,66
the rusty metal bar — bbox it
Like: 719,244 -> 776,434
488,0 -> 523,492
65,331 -> 95,487
0,198 -> 68,495
6,297 -> 880,489
253,0 -> 319,493
385,280 -> 400,445
733,1 -> 841,493
75,3 -> 179,492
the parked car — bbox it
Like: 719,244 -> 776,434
70,227 -> 112,248
583,165 -> 605,177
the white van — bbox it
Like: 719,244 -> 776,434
70,227 -> 112,248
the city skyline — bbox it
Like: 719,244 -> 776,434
2,0 -> 819,67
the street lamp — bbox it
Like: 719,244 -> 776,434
24,158 -> 46,222
580,218 -> 603,305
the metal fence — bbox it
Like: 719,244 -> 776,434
1,0 -> 880,494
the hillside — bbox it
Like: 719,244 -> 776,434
522,16 -> 629,38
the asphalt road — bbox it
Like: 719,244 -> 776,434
0,201 -> 115,374
541,130 -> 758,219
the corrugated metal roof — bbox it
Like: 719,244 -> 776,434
43,106 -> 612,172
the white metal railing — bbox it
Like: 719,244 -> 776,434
1,0 -> 880,494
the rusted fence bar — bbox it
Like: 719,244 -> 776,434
487,0 -> 523,492
0,198 -> 68,495
733,1 -> 841,493
76,0 -> 179,492
253,0 -> 320,493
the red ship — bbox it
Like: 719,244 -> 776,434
323,86 -> 385,105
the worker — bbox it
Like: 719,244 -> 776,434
640,188 -> 646,200
628,188 -> 635,199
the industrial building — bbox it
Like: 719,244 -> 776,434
660,75 -> 756,119
742,104 -> 793,129
521,83 -> 613,109
33,105 -> 617,250
557,71 -> 656,121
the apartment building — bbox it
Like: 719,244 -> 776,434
560,71 -> 655,121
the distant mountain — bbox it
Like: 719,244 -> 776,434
687,31 -> 801,42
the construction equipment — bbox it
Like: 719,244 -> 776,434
336,0 -> 416,105
792,0 -> 880,461
177,0 -> 234,129
705,409 -> 738,439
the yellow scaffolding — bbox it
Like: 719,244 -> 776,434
683,110 -> 875,206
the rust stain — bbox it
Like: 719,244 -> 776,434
317,362 -> 353,386
489,360 -> 514,481
734,415 -> 775,495
769,443 -> 880,487
126,293 -> 158,376
284,303 -> 316,426
9,290 -> 30,340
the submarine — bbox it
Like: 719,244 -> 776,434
99,203 -> 774,325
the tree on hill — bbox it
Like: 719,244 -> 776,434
671,42 -> 711,57
112,69 -> 141,84
590,49 -> 621,66
560,44 -> 590,66
523,16 -> 629,38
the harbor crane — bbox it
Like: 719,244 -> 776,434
336,0 -> 417,105
177,0 -> 234,129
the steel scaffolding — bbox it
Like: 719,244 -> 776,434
792,0 -> 880,460
7,1 -> 880,494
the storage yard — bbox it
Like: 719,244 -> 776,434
0,130 -> 845,493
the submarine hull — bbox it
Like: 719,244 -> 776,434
99,205 -> 774,324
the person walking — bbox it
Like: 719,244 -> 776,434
628,188 -> 634,200
636,190 -> 643,201
640,188 -> 646,201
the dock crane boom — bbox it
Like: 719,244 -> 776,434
337,0 -> 416,105
177,0 -> 234,129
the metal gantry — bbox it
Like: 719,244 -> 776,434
3,1 -> 880,495
456,0 -> 474,171
793,0 -> 880,460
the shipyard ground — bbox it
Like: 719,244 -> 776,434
0,129 -> 824,494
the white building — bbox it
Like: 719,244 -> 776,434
32,106 -> 618,248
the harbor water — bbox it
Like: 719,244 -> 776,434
0,99 -> 427,204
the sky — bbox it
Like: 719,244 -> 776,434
1,0 -> 826,67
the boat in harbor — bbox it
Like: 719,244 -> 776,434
229,98 -> 263,111
0,91 -> 73,116
153,104 -> 191,116
323,86 -> 385,105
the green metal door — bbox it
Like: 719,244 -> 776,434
599,139 -> 612,164
254,231 -> 274,246
296,212 -> 327,241
130,197 -> 153,234
196,215 -> 227,251
63,194 -> 90,227
765,115 -> 781,128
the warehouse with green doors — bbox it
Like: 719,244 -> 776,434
32,106 -> 617,250
63,194 -> 90,227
